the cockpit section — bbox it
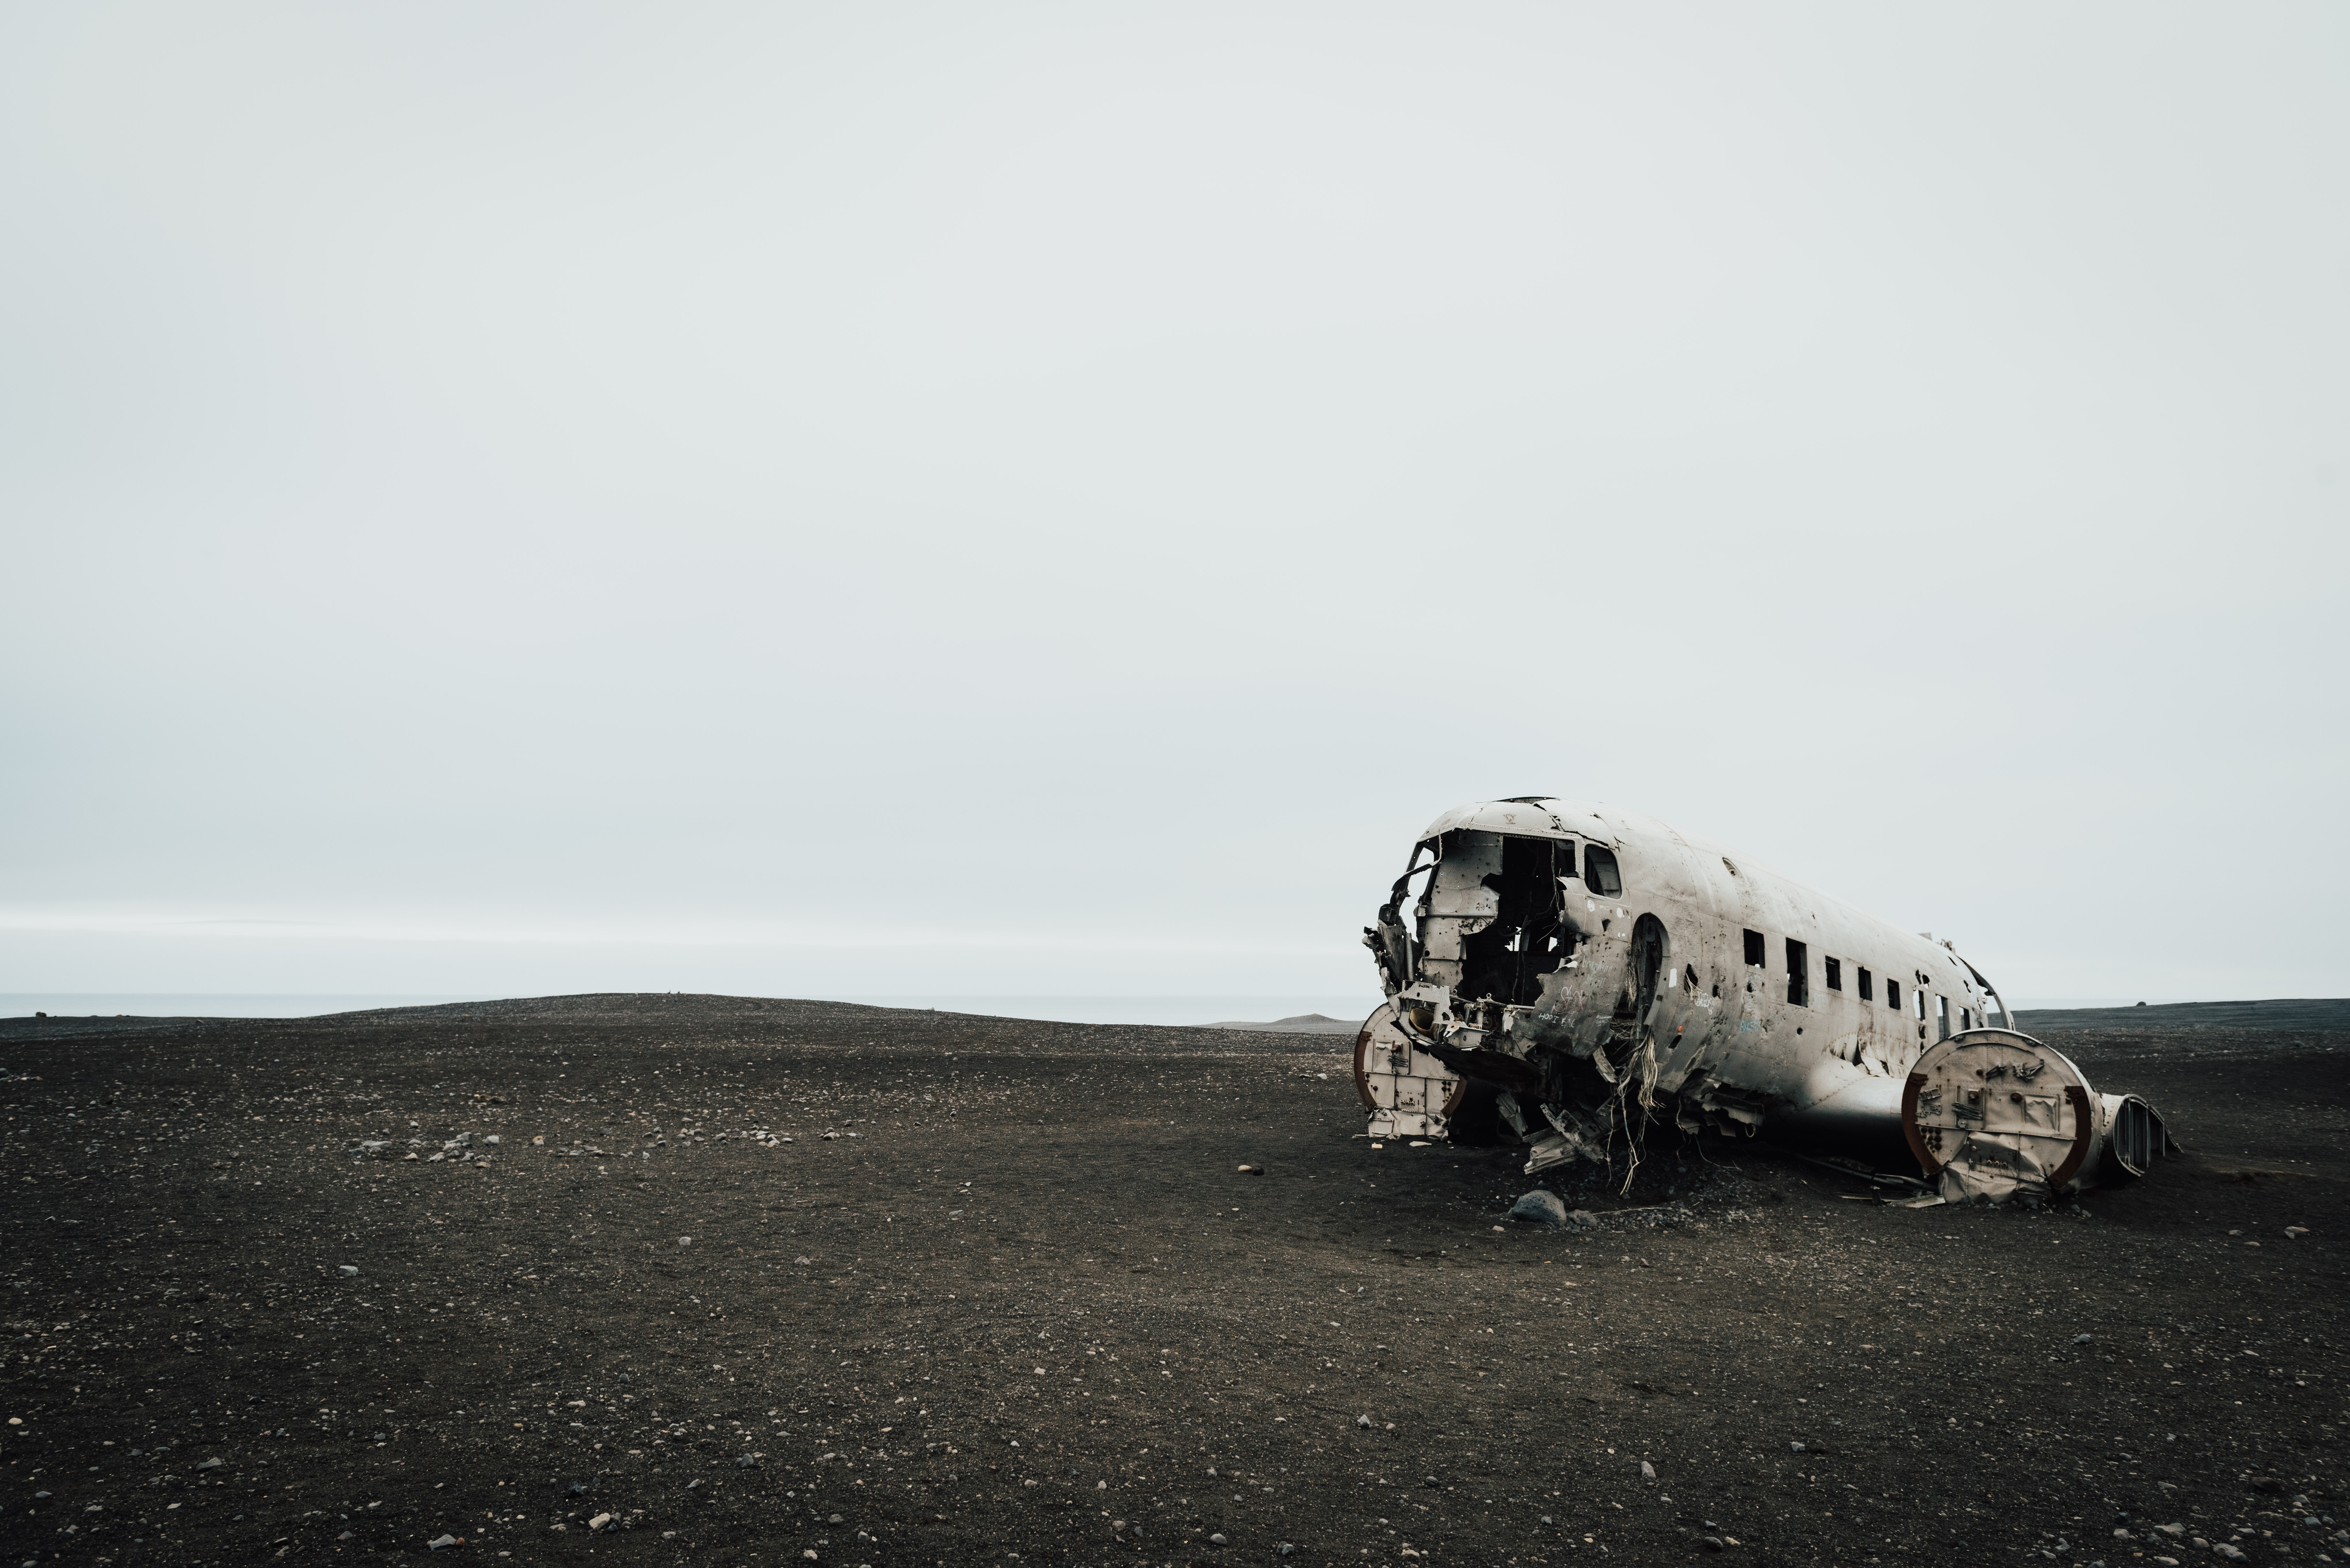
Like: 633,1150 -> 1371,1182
1366,827 -> 1597,1007
1434,831 -> 1579,1005
1359,824 -> 1640,1153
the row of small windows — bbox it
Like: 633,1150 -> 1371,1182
1742,927 -> 1976,1033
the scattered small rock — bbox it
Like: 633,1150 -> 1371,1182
1640,1460 -> 1656,1480
1356,1415 -> 1372,1429
2074,1333 -> 2094,1345
426,1534 -> 462,1550
338,1265 -> 359,1277
1209,1534 -> 1227,1546
1508,1191 -> 1571,1227
588,1512 -> 613,1530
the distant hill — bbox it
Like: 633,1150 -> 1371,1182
0,993 -> 1366,1048
1207,1013 -> 1362,1035
9,993 -> 2342,1043
2014,998 -> 2350,1032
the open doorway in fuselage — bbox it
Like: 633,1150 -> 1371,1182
1626,913 -> 1667,1031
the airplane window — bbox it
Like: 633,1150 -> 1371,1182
1785,938 -> 1809,1007
1913,989 -> 1927,1021
1583,846 -> 1622,897
1824,957 -> 1843,992
1742,929 -> 1765,966
1887,978 -> 1901,1012
1858,967 -> 1874,1002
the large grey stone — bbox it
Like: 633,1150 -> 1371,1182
1507,1191 -> 1570,1227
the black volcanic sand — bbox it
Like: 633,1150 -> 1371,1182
2,996 -> 2345,1568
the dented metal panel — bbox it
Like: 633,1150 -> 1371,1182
1354,1004 -> 1462,1140
1356,798 -> 2171,1202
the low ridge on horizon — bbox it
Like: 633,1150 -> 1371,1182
7,991 -> 2350,1035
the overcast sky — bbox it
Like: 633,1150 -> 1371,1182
3,3 -> 2344,1009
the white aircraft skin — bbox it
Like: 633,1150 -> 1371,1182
1354,798 -> 2161,1197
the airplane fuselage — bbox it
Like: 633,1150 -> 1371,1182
1357,798 -> 2011,1172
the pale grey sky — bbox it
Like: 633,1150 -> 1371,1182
3,3 -> 2344,1007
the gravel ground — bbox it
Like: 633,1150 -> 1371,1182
1,995 -> 2343,1568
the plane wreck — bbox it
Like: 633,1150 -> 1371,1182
1356,798 -> 2171,1204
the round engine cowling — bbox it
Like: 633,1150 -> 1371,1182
1903,1027 -> 2172,1202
